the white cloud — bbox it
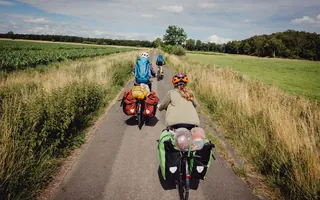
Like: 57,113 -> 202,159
154,35 -> 162,40
203,34 -> 232,44
244,19 -> 252,23
317,14 -> 320,20
196,2 -> 217,9
141,14 -> 153,18
10,20 -> 18,28
23,17 -> 51,24
0,0 -> 15,5
159,5 -> 184,14
291,16 -> 316,24
8,14 -> 52,24
4,0 -> 319,41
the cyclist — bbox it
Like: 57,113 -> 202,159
158,73 -> 200,128
156,54 -> 165,77
132,52 -> 155,90
132,52 -> 156,76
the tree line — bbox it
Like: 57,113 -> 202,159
181,30 -> 320,61
0,32 -> 156,48
2,28 -> 320,61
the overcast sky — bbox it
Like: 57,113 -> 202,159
0,0 -> 319,43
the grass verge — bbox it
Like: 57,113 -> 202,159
0,51 -> 139,200
187,52 -> 320,101
166,54 -> 320,200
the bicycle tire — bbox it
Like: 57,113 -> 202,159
137,103 -> 143,129
178,158 -> 186,200
178,179 -> 185,200
185,159 -> 190,200
185,191 -> 189,200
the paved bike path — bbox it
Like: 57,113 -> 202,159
52,51 -> 258,200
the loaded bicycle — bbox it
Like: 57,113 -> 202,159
158,124 -> 215,200
121,81 -> 158,130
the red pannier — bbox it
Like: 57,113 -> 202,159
143,91 -> 159,117
121,90 -> 137,115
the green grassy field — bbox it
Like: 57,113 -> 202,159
187,52 -> 320,100
0,40 -> 136,72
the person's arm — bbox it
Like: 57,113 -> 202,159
158,91 -> 171,111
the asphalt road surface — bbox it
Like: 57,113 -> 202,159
52,51 -> 258,200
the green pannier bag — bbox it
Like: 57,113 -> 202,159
158,129 -> 213,181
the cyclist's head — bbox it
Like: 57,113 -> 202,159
172,73 -> 188,87
172,73 -> 194,101
141,52 -> 149,59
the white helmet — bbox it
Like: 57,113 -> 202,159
141,52 -> 149,58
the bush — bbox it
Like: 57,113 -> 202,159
164,45 -> 173,54
163,45 -> 186,56
172,45 -> 186,56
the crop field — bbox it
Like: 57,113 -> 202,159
0,40 -> 136,72
187,52 -> 320,100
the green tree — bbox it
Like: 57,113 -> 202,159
154,37 -> 162,47
185,38 -> 195,50
195,40 -> 202,51
7,31 -> 15,39
268,38 -> 284,58
163,25 -> 187,45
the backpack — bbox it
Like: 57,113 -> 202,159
156,55 -> 164,65
158,130 -> 213,181
143,91 -> 159,117
135,57 -> 150,83
120,90 -> 137,115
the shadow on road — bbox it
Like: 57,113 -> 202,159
157,167 -> 200,191
124,116 -> 138,126
145,117 -> 159,126
124,116 -> 159,127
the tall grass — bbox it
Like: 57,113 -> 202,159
0,51 -> 139,200
166,54 -> 320,200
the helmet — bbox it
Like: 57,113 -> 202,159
172,73 -> 189,85
141,52 -> 149,58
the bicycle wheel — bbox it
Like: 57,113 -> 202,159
157,68 -> 161,81
137,103 -> 143,129
184,159 -> 190,200
178,159 -> 186,200
178,175 -> 185,200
